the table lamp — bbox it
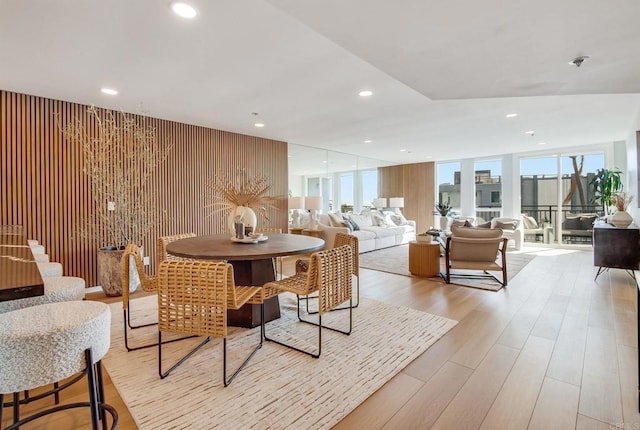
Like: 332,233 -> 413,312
288,196 -> 304,227
373,198 -> 387,209
304,196 -> 322,229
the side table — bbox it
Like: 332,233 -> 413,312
289,227 -> 304,235
302,229 -> 322,238
409,241 -> 441,277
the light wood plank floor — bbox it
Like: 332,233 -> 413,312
3,247 -> 638,429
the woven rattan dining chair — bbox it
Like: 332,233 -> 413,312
157,232 -> 197,263
263,244 -> 353,358
254,228 -> 283,279
157,260 -> 263,386
121,243 -> 164,351
296,232 -> 360,312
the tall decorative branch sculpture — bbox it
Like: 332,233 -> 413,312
62,106 -> 173,249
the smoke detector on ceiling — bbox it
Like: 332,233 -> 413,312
569,55 -> 590,67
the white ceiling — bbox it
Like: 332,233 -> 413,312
2,0 -> 640,174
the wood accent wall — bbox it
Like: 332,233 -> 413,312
379,162 -> 435,233
1,90 -> 288,286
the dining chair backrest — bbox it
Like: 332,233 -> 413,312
157,233 -> 197,264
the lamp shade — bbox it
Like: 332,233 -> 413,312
304,196 -> 322,211
389,197 -> 404,208
372,198 -> 387,208
288,196 -> 303,210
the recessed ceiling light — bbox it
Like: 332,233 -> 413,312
322,160 -> 327,163
525,130 -> 535,136
363,140 -> 372,143
400,149 -> 407,152
538,142 -> 547,145
506,113 -> 518,118
100,88 -> 118,95
254,123 -> 265,128
170,2 -> 198,18
358,90 -> 373,97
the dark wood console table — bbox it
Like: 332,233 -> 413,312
593,222 -> 639,281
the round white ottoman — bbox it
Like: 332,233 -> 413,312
37,262 -> 63,277
0,276 -> 86,314
0,301 -> 118,429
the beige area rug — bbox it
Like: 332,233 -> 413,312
103,293 -> 457,429
359,244 -> 538,291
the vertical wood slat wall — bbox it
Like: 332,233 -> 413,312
1,90 -> 288,287
379,162 -> 435,233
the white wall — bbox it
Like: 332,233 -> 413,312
625,107 -> 640,221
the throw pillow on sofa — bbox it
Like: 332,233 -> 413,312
328,212 -> 344,227
349,214 -> 373,229
562,217 -> 582,230
476,221 -> 492,228
579,214 -> 598,230
451,219 -> 472,228
521,215 -> 539,229
495,220 -> 518,230
342,217 -> 359,231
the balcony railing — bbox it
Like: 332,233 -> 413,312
521,205 -> 603,227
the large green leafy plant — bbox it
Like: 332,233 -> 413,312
589,168 -> 623,215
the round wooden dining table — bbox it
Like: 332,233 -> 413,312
166,233 -> 325,328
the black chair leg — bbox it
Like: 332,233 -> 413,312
158,331 -> 210,379
224,304 -> 264,386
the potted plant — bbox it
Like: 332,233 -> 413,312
62,106 -> 172,296
435,199 -> 452,230
589,168 -> 623,216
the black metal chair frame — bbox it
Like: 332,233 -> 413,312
439,236 -> 508,287
266,296 -> 353,358
158,304 -> 264,387
0,349 -> 119,430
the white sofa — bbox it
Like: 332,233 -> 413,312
316,212 -> 416,253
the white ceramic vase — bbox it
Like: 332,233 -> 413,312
439,215 -> 448,231
228,206 -> 258,234
610,210 -> 633,228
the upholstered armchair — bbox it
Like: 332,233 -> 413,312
441,225 -> 508,287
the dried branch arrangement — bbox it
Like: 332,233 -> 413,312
204,168 -> 279,222
61,106 -> 173,248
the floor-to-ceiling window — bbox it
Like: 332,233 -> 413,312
520,152 -> 604,245
474,160 -> 502,223
437,161 -> 461,215
361,169 -> 378,209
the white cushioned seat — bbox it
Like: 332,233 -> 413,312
33,253 -> 49,263
37,262 -> 63,277
0,301 -> 110,393
29,244 -> 45,254
0,276 -> 86,314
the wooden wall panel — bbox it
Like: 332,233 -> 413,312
378,165 -> 404,198
378,162 -> 435,234
1,90 -> 288,286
